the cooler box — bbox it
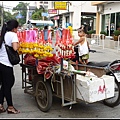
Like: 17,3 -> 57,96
76,74 -> 114,103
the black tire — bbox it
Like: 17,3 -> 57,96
103,80 -> 120,107
35,80 -> 52,112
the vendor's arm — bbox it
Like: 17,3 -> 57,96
87,41 -> 90,50
73,37 -> 84,46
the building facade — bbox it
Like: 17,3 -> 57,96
48,1 -> 97,30
92,1 -> 120,36
35,1 -> 49,9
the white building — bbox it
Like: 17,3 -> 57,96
35,1 -> 49,9
26,5 -> 37,24
92,1 -> 120,36
48,1 -> 97,30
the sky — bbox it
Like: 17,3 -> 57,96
0,1 -> 34,13
0,1 -> 32,7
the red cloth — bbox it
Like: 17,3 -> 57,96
36,54 -> 60,75
24,54 -> 60,78
24,54 -> 36,66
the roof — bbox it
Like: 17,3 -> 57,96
91,1 -> 107,6
29,20 -> 54,26
91,1 -> 119,6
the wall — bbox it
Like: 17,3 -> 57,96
99,2 -> 120,35
48,1 -> 97,29
103,2 -> 120,14
73,31 -> 79,40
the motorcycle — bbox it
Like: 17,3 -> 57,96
71,44 -> 120,107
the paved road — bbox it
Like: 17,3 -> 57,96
1,45 -> 120,118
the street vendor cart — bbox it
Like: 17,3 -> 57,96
19,54 -> 120,112
18,28 -> 120,112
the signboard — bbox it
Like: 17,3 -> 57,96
48,9 -> 57,14
54,2 -> 67,10
42,12 -> 48,17
16,13 -> 24,19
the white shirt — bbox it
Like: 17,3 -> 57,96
0,31 -> 19,67
78,38 -> 89,56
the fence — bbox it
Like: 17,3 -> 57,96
90,34 -> 105,49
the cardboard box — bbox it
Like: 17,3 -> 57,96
76,74 -> 114,103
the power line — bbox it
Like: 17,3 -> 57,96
1,6 -> 37,11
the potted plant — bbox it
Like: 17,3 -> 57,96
87,30 -> 95,38
113,30 -> 120,41
100,31 -> 107,40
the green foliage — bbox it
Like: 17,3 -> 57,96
31,8 -> 48,20
87,30 -> 95,34
0,6 -> 15,24
12,2 -> 29,25
113,30 -> 120,36
32,10 -> 43,20
100,31 -> 107,36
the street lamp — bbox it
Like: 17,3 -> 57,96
66,1 -> 72,27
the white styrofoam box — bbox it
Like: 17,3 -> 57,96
76,74 -> 114,103
100,75 -> 114,99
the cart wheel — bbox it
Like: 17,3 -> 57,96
103,80 -> 120,107
35,80 -> 52,112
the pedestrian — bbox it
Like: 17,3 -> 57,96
0,19 -> 20,114
50,27 -> 54,40
73,26 -> 90,64
107,26 -> 109,36
43,25 -> 48,41
56,25 -> 63,39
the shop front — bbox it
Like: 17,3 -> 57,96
92,1 -> 120,36
101,12 -> 120,36
81,12 -> 96,31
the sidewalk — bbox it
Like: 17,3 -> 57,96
73,37 -> 120,62
74,37 -> 119,50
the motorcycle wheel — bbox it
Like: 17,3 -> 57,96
103,80 -> 120,107
35,80 -> 53,112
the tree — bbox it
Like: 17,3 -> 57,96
12,2 -> 29,26
31,8 -> 43,20
3,11 -> 15,23
31,8 -> 48,20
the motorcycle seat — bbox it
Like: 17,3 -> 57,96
87,61 -> 110,67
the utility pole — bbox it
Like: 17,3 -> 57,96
26,5 -> 29,24
1,1 -> 4,27
42,2 -> 44,21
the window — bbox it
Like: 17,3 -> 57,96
44,2 -> 48,4
101,15 -> 105,31
44,5 -> 48,9
116,12 -> 120,30
110,13 -> 115,35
